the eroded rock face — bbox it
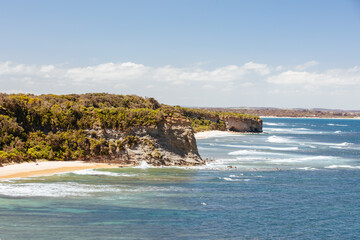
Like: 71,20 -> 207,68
190,111 -> 263,133
86,118 -> 203,166
85,115 -> 262,166
220,116 -> 262,132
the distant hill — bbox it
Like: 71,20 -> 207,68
196,107 -> 360,118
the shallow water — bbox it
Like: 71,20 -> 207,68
0,118 -> 359,239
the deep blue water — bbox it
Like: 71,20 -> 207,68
0,118 -> 359,239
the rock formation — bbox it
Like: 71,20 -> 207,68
86,117 -> 203,166
86,115 -> 263,166
220,116 -> 262,132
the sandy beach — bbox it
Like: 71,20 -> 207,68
0,161 -> 120,179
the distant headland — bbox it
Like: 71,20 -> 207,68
198,107 -> 360,119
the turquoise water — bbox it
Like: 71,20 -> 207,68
1,118 -> 360,239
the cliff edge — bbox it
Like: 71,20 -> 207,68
87,117 -> 202,166
0,93 -> 262,166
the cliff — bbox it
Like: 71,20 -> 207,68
0,93 -> 262,166
178,107 -> 263,133
87,117 -> 202,166
220,116 -> 262,132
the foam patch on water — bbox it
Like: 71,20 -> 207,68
327,124 -> 348,127
269,155 -> 337,163
296,167 -> 319,171
303,141 -> 355,150
222,177 -> 250,182
222,144 -> 299,151
72,169 -> 123,177
263,122 -> 288,126
0,182 -> 111,197
195,131 -> 242,139
266,136 -> 292,143
0,182 -> 185,197
72,169 -> 141,177
264,127 -> 322,135
134,161 -> 152,169
327,142 -> 355,149
229,174 -> 244,177
265,128 -> 289,132
228,150 -> 283,156
324,165 -> 360,169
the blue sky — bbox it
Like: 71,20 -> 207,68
1,0 -> 360,109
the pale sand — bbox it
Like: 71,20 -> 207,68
0,161 -> 120,179
195,130 -> 244,139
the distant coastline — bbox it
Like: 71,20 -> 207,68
194,107 -> 360,119
260,116 -> 360,119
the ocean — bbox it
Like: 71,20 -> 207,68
0,118 -> 359,239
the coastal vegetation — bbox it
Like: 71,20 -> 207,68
0,93 -> 260,164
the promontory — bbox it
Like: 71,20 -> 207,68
0,93 -> 262,166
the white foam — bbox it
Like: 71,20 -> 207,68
229,150 -> 259,155
266,136 -> 292,143
324,165 -> 360,169
0,182 -> 185,197
337,142 -> 352,146
72,169 -> 121,177
223,177 -> 250,182
267,146 -> 299,151
229,174 -> 244,177
72,169 -> 140,177
328,142 -> 354,149
228,150 -> 282,156
0,182 -> 111,197
334,131 -> 342,133
195,131 -> 242,139
134,161 -> 152,169
265,128 -> 288,132
268,155 -> 337,163
263,122 -> 287,126
222,144 -> 298,151
296,167 -> 319,171
304,141 -> 354,148
297,156 -> 336,161
327,124 -> 348,127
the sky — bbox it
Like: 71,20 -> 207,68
1,0 -> 360,109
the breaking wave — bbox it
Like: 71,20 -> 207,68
0,182 -> 185,197
324,165 -> 360,169
266,136 -> 292,143
222,177 -> 250,182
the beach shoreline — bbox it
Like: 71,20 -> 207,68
0,130 -> 239,179
0,161 -> 122,179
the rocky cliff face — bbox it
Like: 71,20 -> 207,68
86,117 -> 203,166
185,111 -> 263,133
85,115 -> 262,167
220,116 -> 262,132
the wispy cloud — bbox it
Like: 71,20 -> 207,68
267,67 -> 360,87
0,61 -> 271,87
